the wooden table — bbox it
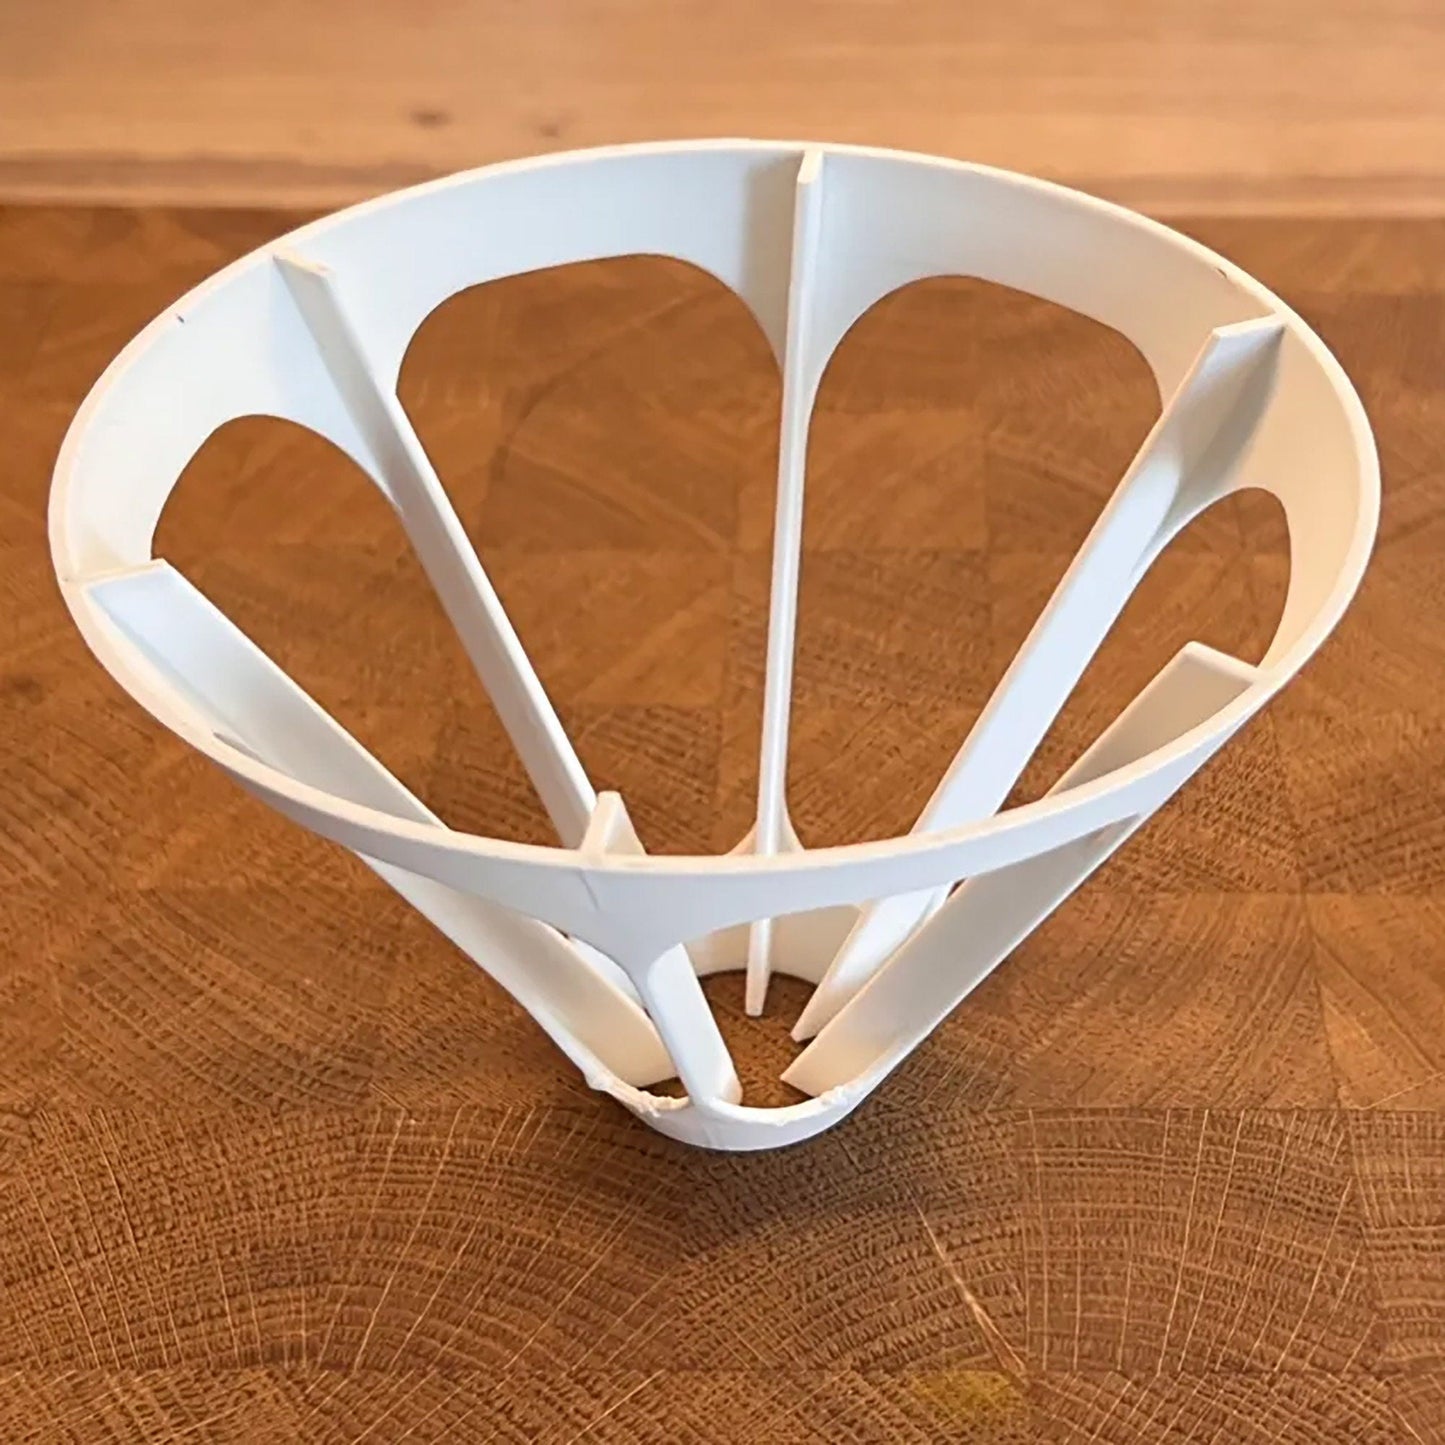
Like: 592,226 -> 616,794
1,205 -> 1442,1441
5,0 -> 1445,215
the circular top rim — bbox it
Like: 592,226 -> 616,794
48,139 -> 1379,890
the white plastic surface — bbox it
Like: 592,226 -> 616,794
50,141 -> 1377,1150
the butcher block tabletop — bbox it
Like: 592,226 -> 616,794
2,205 -> 1444,1441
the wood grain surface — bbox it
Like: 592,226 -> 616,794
5,1 -> 1445,213
2,204 -> 1444,1441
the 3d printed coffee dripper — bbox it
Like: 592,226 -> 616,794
50,142 -> 1377,1150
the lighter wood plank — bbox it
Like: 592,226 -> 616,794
4,2 -> 1445,211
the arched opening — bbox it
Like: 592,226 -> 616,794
1004,484 -> 1293,890
775,275 -> 1163,847
153,414 -> 539,835
399,255 -> 781,854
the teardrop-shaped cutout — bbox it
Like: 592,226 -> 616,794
776,275 -> 1161,847
1005,486 -> 1293,890
401,255 -> 782,854
153,414 -> 549,839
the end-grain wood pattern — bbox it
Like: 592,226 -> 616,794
2,206 -> 1443,1440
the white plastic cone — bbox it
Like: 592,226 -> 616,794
51,142 -> 1377,1151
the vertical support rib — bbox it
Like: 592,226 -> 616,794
633,948 -> 744,1108
745,147 -> 827,1016
784,642 -> 1258,1094
581,790 -> 743,1108
85,561 -> 674,1089
796,316 -> 1285,1038
274,251 -> 596,845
